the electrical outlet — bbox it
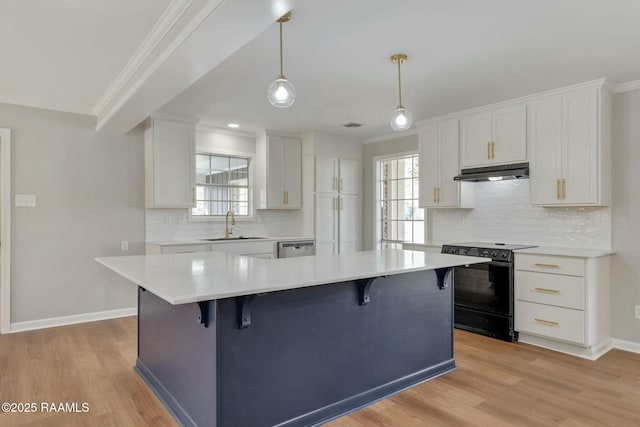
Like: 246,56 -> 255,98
121,241 -> 129,251
635,305 -> 640,320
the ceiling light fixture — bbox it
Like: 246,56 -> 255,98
227,123 -> 240,128
389,53 -> 412,131
267,12 -> 295,108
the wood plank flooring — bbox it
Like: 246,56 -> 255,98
0,316 -> 638,426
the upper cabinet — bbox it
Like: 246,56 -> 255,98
460,104 -> 527,168
256,132 -> 302,209
145,119 -> 195,208
419,118 -> 473,208
529,84 -> 611,206
315,156 -> 360,195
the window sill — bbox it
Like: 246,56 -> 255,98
188,215 -> 257,223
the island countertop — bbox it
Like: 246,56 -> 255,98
96,249 -> 488,304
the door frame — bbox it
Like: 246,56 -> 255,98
0,128 -> 11,333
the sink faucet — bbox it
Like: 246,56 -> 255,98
225,210 -> 236,238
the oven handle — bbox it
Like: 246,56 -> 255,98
454,259 -> 511,268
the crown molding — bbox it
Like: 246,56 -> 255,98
614,79 -> 640,94
196,123 -> 256,138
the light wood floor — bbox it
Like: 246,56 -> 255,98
1,317 -> 638,427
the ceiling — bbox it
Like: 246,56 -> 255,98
2,1 -> 640,139
0,0 -> 171,115
160,0 -> 640,139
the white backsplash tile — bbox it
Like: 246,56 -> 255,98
429,180 -> 611,249
146,209 -> 304,241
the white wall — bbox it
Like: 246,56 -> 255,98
611,89 -> 640,344
2,102 -> 145,325
146,128 -> 304,241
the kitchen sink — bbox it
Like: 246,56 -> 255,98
200,236 -> 268,241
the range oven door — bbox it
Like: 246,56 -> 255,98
452,260 -> 512,317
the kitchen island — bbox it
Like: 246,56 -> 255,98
96,249 -> 488,427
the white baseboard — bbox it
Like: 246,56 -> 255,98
518,333 -> 613,361
612,338 -> 640,354
8,307 -> 137,333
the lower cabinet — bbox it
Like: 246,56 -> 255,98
514,252 -> 611,359
146,241 -> 276,258
314,193 -> 360,256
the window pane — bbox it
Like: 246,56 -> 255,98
413,221 -> 425,244
196,155 -> 210,184
211,156 -> 229,171
192,154 -> 251,217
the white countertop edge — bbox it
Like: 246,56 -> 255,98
513,246 -> 614,258
147,236 -> 315,246
96,251 -> 489,305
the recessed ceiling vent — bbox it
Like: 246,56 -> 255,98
343,122 -> 363,128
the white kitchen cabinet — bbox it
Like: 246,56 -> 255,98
514,251 -> 611,359
460,104 -> 526,168
315,156 -> 360,195
529,85 -> 611,206
145,119 -> 195,208
146,243 -> 212,254
419,118 -> 474,208
146,240 -> 276,258
314,193 -> 360,255
256,132 -> 302,209
338,194 -> 359,253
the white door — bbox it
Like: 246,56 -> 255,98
315,156 -> 337,193
529,97 -> 563,205
562,89 -> 599,205
338,159 -> 360,195
315,193 -> 338,255
338,195 -> 359,253
492,104 -> 527,164
460,111 -> 493,168
419,124 -> 439,207
437,118 -> 461,207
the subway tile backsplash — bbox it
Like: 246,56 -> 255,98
429,180 -> 611,249
146,209 -> 304,242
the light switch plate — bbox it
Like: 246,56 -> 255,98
15,194 -> 37,207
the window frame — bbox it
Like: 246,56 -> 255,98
373,151 -> 425,250
188,148 -> 256,222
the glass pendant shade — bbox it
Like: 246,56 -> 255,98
390,105 -> 413,131
268,77 -> 296,108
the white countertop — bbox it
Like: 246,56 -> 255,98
147,236 -> 314,246
96,249 -> 489,305
514,246 -> 614,258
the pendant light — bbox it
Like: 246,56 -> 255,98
389,54 -> 413,131
268,12 -> 296,108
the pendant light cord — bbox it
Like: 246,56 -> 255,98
279,21 -> 284,78
397,59 -> 403,107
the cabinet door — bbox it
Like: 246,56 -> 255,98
338,195 -> 360,253
339,159 -> 360,195
315,194 -> 338,254
562,89 -> 599,205
282,137 -> 302,208
492,104 -> 527,164
419,124 -> 439,207
460,111 -> 493,168
266,137 -> 286,208
529,97 -> 563,205
437,119 -> 462,207
147,120 -> 195,208
315,156 -> 338,193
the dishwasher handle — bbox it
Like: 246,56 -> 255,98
279,241 -> 314,249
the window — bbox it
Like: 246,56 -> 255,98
192,154 -> 251,217
376,154 -> 424,249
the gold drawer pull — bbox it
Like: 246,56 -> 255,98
535,318 -> 559,326
534,287 -> 560,293
533,263 -> 560,268
177,251 -> 195,254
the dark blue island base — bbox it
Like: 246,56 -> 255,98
136,269 -> 455,427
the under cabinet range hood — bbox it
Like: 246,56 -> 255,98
453,162 -> 529,182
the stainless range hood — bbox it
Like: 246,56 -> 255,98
453,162 -> 529,182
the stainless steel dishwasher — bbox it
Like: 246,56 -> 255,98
277,240 -> 316,258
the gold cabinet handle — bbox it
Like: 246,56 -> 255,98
433,186 -> 437,203
535,318 -> 560,326
487,141 -> 491,160
533,263 -> 560,268
340,178 -> 344,191
556,179 -> 561,199
437,186 -> 440,203
283,191 -> 287,204
562,178 -> 566,200
491,141 -> 495,159
534,287 -> 560,293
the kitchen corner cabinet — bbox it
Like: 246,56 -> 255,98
529,86 -> 612,206
515,252 -> 611,359
314,156 -> 361,255
256,133 -> 302,209
145,119 -> 196,208
460,104 -> 526,168
419,118 -> 474,208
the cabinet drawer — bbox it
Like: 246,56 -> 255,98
515,271 -> 585,310
162,244 -> 212,254
515,254 -> 584,276
515,301 -> 586,345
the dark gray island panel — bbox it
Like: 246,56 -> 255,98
135,268 -> 454,427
